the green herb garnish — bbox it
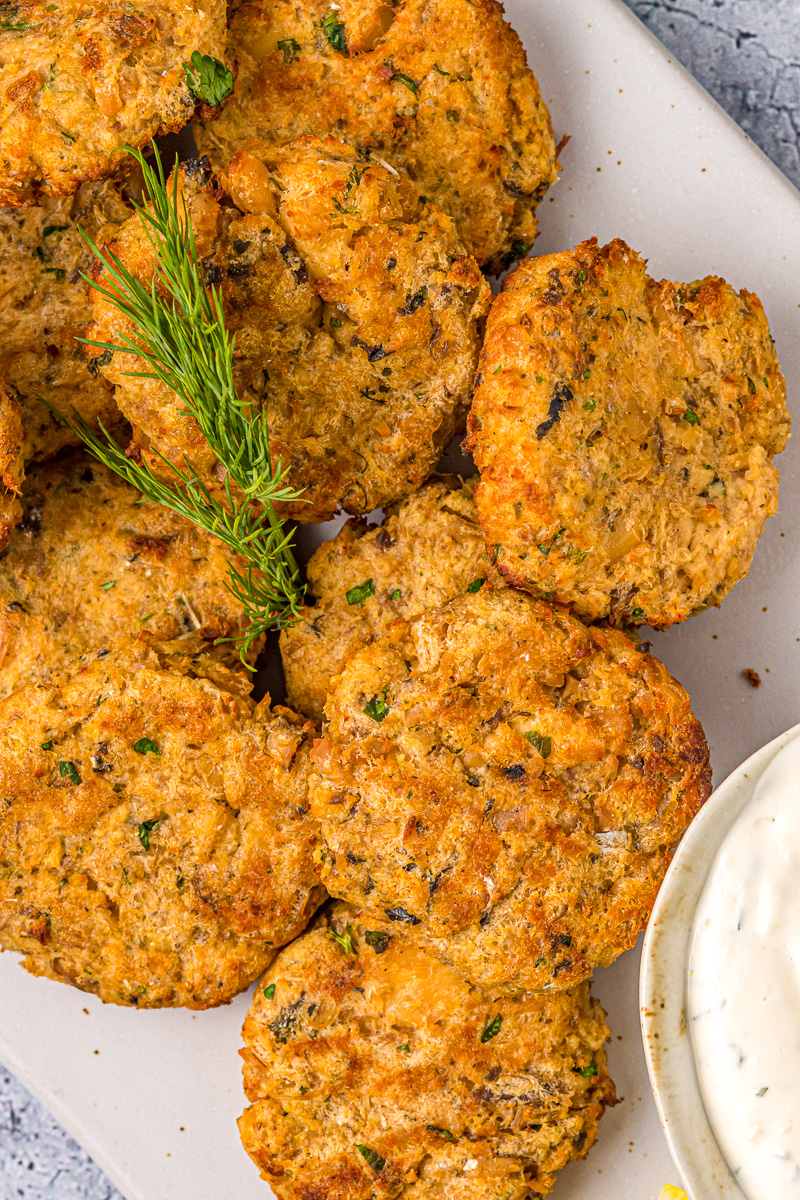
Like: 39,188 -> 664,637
426,1126 -> 454,1141
59,760 -> 80,785
467,577 -> 487,594
355,1145 -> 386,1172
40,740 -> 53,751
364,694 -> 390,723
480,1013 -> 503,1043
137,818 -> 160,850
346,578 -> 375,606
386,63 -> 419,96
524,731 -> 552,759
48,147 -> 306,667
321,11 -> 347,53
683,410 -> 700,426
101,580 -> 115,591
277,37 -> 301,63
134,737 -> 161,755
182,52 -> 234,106
264,983 -> 276,1000
364,930 -> 390,954
579,1059 -> 598,1078
329,923 -> 357,956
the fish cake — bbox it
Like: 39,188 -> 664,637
0,378 -> 24,550
465,237 -> 791,628
0,452 -> 264,698
309,588 -> 711,994
0,0 -> 230,206
0,638 -> 324,1007
195,0 -> 560,273
90,141 -> 490,522
239,901 -> 616,1199
0,181 -> 129,462
281,477 -> 491,721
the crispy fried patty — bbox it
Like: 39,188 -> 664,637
0,452 -> 263,698
0,638 -> 324,1007
465,238 -> 790,628
309,588 -> 711,993
0,378 -> 23,550
239,901 -> 615,1199
90,141 -> 490,522
0,0 -> 230,205
281,477 -> 491,721
196,0 -> 559,273
0,181 -> 128,461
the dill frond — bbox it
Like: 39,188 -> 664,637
47,145 -> 306,666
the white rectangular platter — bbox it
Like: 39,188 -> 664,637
2,1 -> 799,1197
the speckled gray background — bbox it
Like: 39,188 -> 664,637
1,2 -> 798,1197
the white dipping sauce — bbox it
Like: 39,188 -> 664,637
689,734 -> 800,1200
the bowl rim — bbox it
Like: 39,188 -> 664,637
639,721 -> 800,1200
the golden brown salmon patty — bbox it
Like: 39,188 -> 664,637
90,141 -> 490,522
0,453 -> 263,698
0,0 -> 230,206
0,638 -> 324,1007
309,588 -> 711,994
239,901 -> 616,1200
0,378 -> 24,550
195,0 -> 559,273
0,181 -> 128,461
465,238 -> 791,629
281,476 -> 491,721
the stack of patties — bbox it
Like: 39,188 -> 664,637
0,0 -> 792,1195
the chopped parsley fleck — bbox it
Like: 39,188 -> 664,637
757,1086 -> 768,1097
137,818 -> 160,850
390,589 -> 402,601
329,316 -> 342,328
101,580 -> 115,591
396,1042 -> 410,1052
59,760 -> 80,785
683,410 -> 700,426
427,1126 -> 454,1141
364,930 -> 391,954
176,875 -> 186,893
269,176 -> 285,192
364,693 -> 390,723
467,577 -> 487,594
524,731 -> 552,759
446,109 -> 459,121
631,607 -> 646,621
40,740 -> 53,751
355,1145 -> 386,1172
346,578 -> 375,606
432,62 -> 450,75
576,269 -> 587,283
386,64 -> 419,96
480,1013 -> 503,1043
506,239 -> 533,264
579,1059 -> 598,1078
582,368 -> 591,379
139,613 -> 153,623
181,52 -> 234,106
133,737 -> 161,755
277,37 -> 301,62
583,400 -> 596,411
328,922 -> 357,956
264,982 -> 276,1000
321,11 -> 348,53
61,130 -> 77,143
42,224 -> 68,238
746,375 -> 757,394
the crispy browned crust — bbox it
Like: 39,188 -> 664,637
0,638 -> 325,1007
0,377 -> 24,550
0,452 -> 265,698
196,0 -> 559,272
0,0 -> 230,205
309,587 -> 712,993
281,477 -> 492,720
89,141 -> 490,522
465,237 -> 791,628
0,180 -> 129,460
239,901 -> 616,1199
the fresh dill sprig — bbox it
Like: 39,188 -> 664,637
46,144 -> 306,666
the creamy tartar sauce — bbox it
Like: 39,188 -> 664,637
689,734 -> 800,1200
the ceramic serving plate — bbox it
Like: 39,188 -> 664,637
2,2 -> 800,1197
641,723 -> 800,1200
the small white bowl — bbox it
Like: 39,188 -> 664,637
639,722 -> 800,1200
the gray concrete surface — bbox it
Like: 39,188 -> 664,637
1,1 -> 797,1197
